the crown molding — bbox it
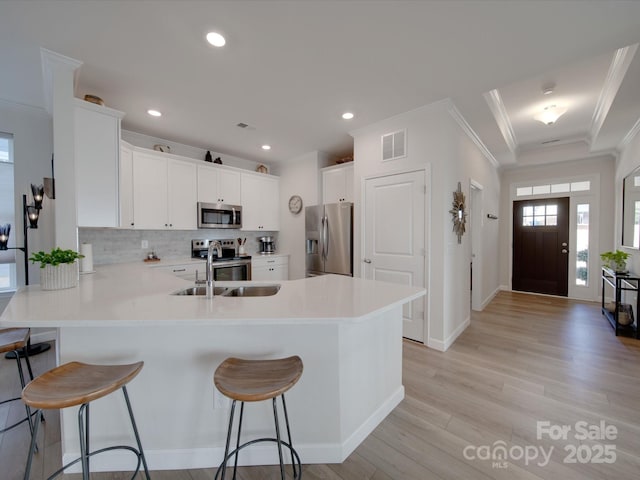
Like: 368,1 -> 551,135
447,100 -> 500,168
617,115 -> 640,153
483,89 -> 518,153
589,43 -> 638,143
40,48 -> 83,115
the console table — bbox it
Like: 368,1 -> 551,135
601,267 -> 639,338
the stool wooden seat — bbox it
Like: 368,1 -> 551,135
0,328 -> 36,436
214,356 -> 303,402
22,361 -> 150,480
213,355 -> 303,480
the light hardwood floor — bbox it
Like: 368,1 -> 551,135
2,291 -> 640,479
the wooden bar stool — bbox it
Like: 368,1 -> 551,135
0,328 -> 37,436
21,361 -> 151,480
214,355 -> 303,480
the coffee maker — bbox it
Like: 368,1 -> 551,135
259,236 -> 276,254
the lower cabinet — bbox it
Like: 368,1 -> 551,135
252,255 -> 289,281
153,263 -> 205,283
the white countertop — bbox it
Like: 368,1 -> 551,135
0,262 -> 424,328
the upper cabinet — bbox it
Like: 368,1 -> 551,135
75,99 -> 125,227
197,164 -> 241,205
241,173 -> 280,231
322,164 -> 353,204
131,151 -> 197,229
119,142 -> 134,228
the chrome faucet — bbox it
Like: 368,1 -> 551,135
206,241 -> 223,298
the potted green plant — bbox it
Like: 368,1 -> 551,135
600,249 -> 631,273
29,247 -> 84,290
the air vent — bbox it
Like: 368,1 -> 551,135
541,139 -> 560,145
236,122 -> 249,128
381,129 -> 407,161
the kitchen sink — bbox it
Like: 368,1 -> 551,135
171,285 -> 280,297
223,285 -> 281,297
172,286 -> 227,296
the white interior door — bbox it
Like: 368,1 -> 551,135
363,170 -> 426,342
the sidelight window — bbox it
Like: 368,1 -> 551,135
576,203 -> 589,286
0,133 -> 16,290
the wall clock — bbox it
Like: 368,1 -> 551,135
449,182 -> 467,244
288,195 -> 303,214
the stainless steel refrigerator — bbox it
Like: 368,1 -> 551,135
306,202 -> 353,276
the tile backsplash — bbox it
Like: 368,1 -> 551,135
79,228 -> 277,265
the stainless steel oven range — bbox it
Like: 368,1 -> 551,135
192,239 -> 251,281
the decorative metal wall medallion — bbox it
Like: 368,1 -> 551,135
449,182 -> 467,244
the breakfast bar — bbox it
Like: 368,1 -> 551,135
0,263 -> 425,473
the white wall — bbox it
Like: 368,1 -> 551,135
351,99 -> 501,350
277,151 -> 327,279
616,126 -> 640,271
499,155 -> 615,298
0,99 -> 54,286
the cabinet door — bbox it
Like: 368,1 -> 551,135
119,144 -> 134,228
75,104 -> 121,227
241,173 -> 280,231
322,167 -> 345,204
132,152 -> 168,229
272,264 -> 288,280
197,165 -> 220,204
251,265 -> 270,281
168,160 -> 197,229
218,169 -> 241,205
343,165 -> 354,203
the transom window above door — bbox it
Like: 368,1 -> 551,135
522,204 -> 557,226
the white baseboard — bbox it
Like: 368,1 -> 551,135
62,386 -> 406,472
480,286 -> 501,310
427,316 -> 471,352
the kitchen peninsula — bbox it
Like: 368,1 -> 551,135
0,263 -> 425,473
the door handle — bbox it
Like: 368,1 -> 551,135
322,215 -> 329,260
363,258 -> 372,264
561,249 -> 568,254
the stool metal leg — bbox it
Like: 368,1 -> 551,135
232,401 -> 245,480
281,394 -> 298,479
78,403 -> 90,480
272,397 -> 286,480
23,409 -> 43,480
220,399 -> 237,480
122,385 -> 151,480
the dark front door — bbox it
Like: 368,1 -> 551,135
513,197 -> 569,296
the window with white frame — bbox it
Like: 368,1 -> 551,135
0,133 -> 16,291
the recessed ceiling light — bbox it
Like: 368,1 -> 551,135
147,109 -> 162,117
206,31 -> 226,47
261,145 -> 271,151
342,112 -> 354,120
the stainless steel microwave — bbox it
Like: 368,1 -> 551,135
197,202 -> 242,229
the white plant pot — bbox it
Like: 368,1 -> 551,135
40,262 -> 79,290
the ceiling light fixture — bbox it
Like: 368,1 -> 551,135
147,109 -> 162,117
261,145 -> 271,151
541,83 -> 555,95
342,112 -> 354,120
206,31 -> 226,47
534,105 -> 567,125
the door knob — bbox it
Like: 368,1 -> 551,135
561,249 -> 568,254
363,258 -> 372,264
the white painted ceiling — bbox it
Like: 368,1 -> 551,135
1,0 -> 640,168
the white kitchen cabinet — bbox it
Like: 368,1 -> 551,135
322,164 -> 353,204
153,262 -> 205,282
241,173 -> 280,231
132,151 -> 197,229
74,99 -> 125,227
119,142 -> 134,228
197,165 -> 241,205
252,255 -> 288,281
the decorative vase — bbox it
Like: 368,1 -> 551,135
40,262 -> 79,290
